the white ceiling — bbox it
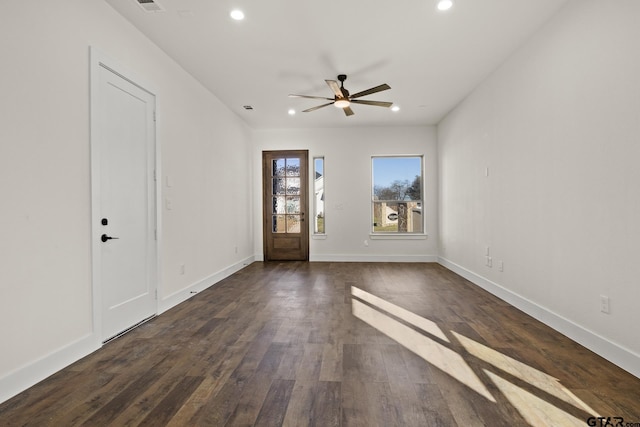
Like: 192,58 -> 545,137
105,0 -> 569,130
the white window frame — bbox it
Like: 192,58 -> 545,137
370,155 -> 426,240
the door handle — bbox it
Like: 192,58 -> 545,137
101,234 -> 119,242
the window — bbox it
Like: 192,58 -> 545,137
371,156 -> 423,234
313,157 -> 325,234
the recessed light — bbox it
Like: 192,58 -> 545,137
230,9 -> 245,20
391,106 -> 400,112
288,109 -> 296,115
437,0 -> 453,11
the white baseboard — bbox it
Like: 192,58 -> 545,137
0,333 -> 99,404
310,254 -> 438,263
159,256 -> 255,314
0,256 -> 256,405
438,256 -> 640,379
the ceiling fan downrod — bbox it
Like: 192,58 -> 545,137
337,74 -> 349,98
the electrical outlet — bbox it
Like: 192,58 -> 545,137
600,295 -> 610,314
180,264 -> 185,275
498,261 -> 504,272
486,256 -> 492,268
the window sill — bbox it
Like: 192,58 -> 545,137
312,234 -> 327,240
369,233 -> 428,240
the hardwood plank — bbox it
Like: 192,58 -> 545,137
190,373 -> 248,425
319,342 -> 343,382
253,379 -> 296,426
136,376 -> 204,426
294,343 -> 325,381
275,344 -> 305,380
388,381 -> 430,426
414,383 -> 459,427
224,374 -> 275,426
164,376 -> 223,427
342,380 -> 401,427
282,381 -> 341,427
342,343 -> 388,383
380,344 -> 412,383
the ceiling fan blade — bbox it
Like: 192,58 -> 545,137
289,94 -> 333,101
325,80 -> 344,98
303,102 -> 334,113
349,83 -> 391,99
350,100 -> 393,108
343,106 -> 355,116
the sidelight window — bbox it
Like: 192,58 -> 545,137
313,157 -> 325,234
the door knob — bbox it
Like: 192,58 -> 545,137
101,234 -> 119,242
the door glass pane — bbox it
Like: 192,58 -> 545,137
272,215 -> 286,233
287,215 -> 301,233
273,196 -> 286,214
286,196 -> 300,213
286,178 -> 300,195
272,178 -> 286,195
286,158 -> 300,176
273,159 -> 286,177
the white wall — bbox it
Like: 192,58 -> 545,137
438,0 -> 640,376
0,0 -> 253,402
253,127 -> 438,262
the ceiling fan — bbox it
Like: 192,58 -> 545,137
289,74 -> 392,117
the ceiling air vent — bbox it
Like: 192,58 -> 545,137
136,0 -> 165,12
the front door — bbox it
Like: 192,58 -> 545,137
92,58 -> 157,341
262,150 -> 309,261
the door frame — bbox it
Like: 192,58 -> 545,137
89,47 -> 161,344
262,150 -> 310,261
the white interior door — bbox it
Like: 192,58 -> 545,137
93,61 -> 157,342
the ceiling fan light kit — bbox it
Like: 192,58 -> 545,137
289,74 -> 393,117
334,99 -> 351,109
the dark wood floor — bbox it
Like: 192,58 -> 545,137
1,262 -> 639,426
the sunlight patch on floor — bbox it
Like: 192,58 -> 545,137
350,285 -> 605,422
351,286 -> 449,342
351,298 -> 496,402
486,370 -> 587,426
452,331 -> 600,417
